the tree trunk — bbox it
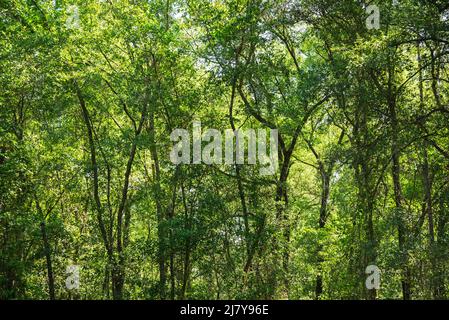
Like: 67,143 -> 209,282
40,221 -> 55,300
315,172 -> 330,299
388,88 -> 411,300
148,108 -> 166,300
180,183 -> 191,299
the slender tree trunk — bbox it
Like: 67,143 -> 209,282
103,264 -> 110,299
76,83 -> 111,253
180,183 -> 191,299
315,171 -> 330,299
168,172 -> 179,300
428,45 -> 446,299
353,98 -> 377,300
229,69 -> 252,274
436,194 -> 448,299
113,93 -> 147,300
422,145 -> 439,296
388,87 -> 411,300
362,163 -> 377,300
148,108 -> 166,299
40,221 -> 55,300
276,156 -> 290,296
76,82 -> 120,300
305,132 -> 342,299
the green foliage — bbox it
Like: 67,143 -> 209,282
0,0 -> 448,300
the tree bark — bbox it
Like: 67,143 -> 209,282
40,221 -> 55,300
148,106 -> 167,300
388,80 -> 411,300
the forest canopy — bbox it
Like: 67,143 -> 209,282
0,0 -> 449,300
